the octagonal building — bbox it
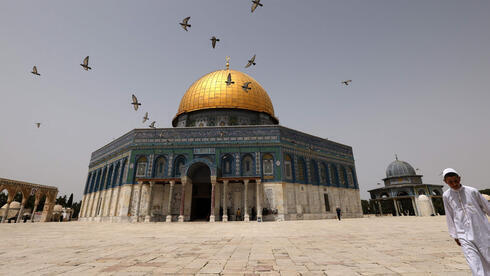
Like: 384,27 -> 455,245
79,62 -> 362,222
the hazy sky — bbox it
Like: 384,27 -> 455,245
1,1 -> 489,201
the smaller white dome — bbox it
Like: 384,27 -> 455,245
417,195 -> 429,201
1,201 -> 20,209
53,205 -> 63,212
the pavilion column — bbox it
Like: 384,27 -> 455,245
429,196 -> 437,215
243,179 -> 249,222
411,197 -> 419,216
135,180 -> 144,222
16,196 -> 28,223
222,180 -> 229,222
40,192 -> 57,222
256,179 -> 262,221
178,179 -> 188,222
393,198 -> 399,216
2,197 -> 13,223
209,178 -> 217,222
145,181 -> 155,222
377,200 -> 383,215
31,196 -> 40,222
166,181 -> 175,222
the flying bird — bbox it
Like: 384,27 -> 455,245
149,121 -> 156,128
35,123 -> 41,128
80,56 -> 92,71
31,66 -> 40,76
131,94 -> 141,111
225,73 -> 235,86
342,80 -> 352,86
242,82 -> 252,92
251,0 -> 263,13
245,55 -> 256,68
142,112 -> 149,123
210,36 -> 220,48
180,17 -> 191,31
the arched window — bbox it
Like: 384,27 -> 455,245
297,158 -> 306,182
310,160 -> 319,185
174,156 -> 186,177
91,170 -> 100,193
136,156 -> 148,177
431,189 -> 441,196
262,154 -> 274,175
154,156 -> 167,178
242,154 -> 254,176
339,166 -> 349,188
112,163 -> 120,188
350,167 -> 358,188
105,165 -> 114,190
320,163 -> 331,185
84,173 -> 92,194
284,154 -> 293,180
118,159 -> 127,186
330,164 -> 340,186
222,154 -> 234,175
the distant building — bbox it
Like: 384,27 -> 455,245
0,178 -> 58,223
368,157 -> 444,216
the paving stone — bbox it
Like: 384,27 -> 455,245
0,216 -> 474,275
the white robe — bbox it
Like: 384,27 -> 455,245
443,185 -> 490,275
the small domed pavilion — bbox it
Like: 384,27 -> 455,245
368,156 -> 444,216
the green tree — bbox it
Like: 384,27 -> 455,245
479,189 -> 490,196
67,193 -> 73,207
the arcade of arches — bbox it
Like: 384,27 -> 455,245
80,162 -> 265,222
0,178 -> 58,223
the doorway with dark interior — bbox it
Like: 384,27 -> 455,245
189,163 -> 212,221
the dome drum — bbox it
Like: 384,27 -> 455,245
173,108 -> 277,127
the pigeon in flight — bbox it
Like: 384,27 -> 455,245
35,123 -> 41,128
149,121 -> 156,128
180,17 -> 191,31
131,94 -> 141,111
225,73 -> 235,86
210,36 -> 220,49
342,80 -> 352,86
251,0 -> 263,13
31,66 -> 41,76
245,55 -> 256,68
80,56 -> 92,71
242,82 -> 252,92
142,112 -> 149,123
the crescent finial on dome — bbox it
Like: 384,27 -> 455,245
226,56 -> 230,70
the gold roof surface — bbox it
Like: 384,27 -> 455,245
175,69 -> 276,121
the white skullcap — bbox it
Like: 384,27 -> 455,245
442,168 -> 459,178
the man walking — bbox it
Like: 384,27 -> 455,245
336,206 -> 341,221
442,168 -> 489,275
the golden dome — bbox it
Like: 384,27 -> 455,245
174,68 -> 277,124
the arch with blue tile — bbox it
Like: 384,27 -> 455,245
183,157 -> 216,177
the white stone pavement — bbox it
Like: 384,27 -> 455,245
0,216 -> 472,275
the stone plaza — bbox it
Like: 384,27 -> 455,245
0,216 -> 472,275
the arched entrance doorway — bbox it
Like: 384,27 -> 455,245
188,163 -> 211,221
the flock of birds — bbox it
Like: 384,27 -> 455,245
31,0 -> 352,130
